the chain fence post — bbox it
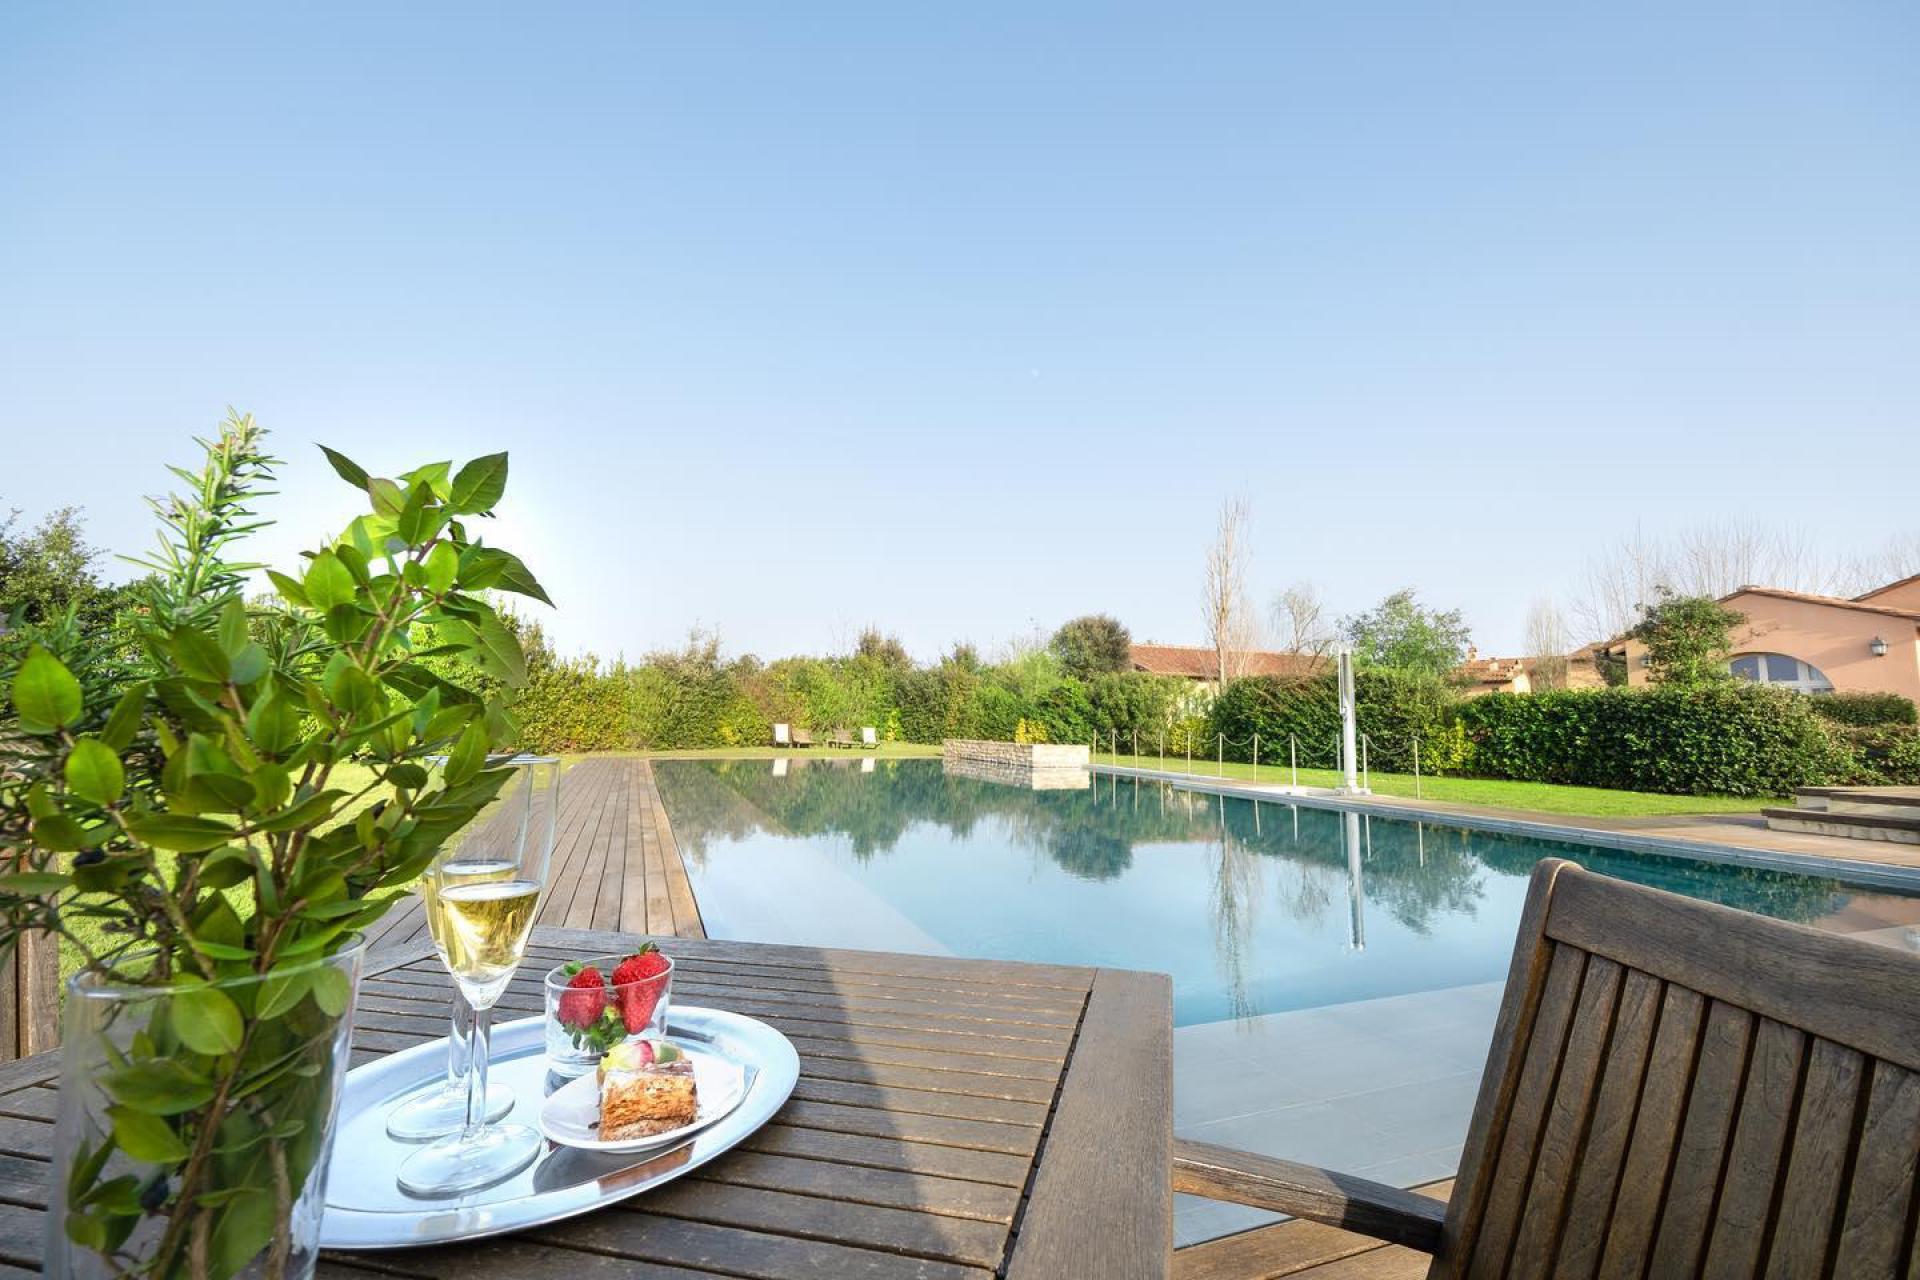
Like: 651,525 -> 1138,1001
1253,733 -> 1259,786
1414,737 -> 1421,800
1361,734 -> 1371,793
1217,733 -> 1224,778
1290,734 -> 1298,790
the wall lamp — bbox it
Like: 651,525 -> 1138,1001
1870,636 -> 1888,658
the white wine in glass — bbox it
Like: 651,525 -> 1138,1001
397,755 -> 558,1196
435,878 -> 540,1003
384,857 -> 518,1141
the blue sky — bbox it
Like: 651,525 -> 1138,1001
3,4 -> 1916,661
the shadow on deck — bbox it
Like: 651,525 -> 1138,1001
363,757 -> 705,966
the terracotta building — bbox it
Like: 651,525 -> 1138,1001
1604,574 -> 1920,702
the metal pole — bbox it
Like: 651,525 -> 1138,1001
1132,728 -> 1138,763
1252,733 -> 1259,786
1110,729 -> 1116,763
1414,737 -> 1421,800
1361,734 -> 1370,793
1337,647 -> 1360,793
1159,731 -> 1165,772
1217,733 -> 1224,778
1290,734 -> 1298,790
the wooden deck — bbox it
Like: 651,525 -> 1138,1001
362,757 -> 705,963
1173,1182 -> 1451,1278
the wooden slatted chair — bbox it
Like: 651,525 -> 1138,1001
1174,857 -> 1920,1278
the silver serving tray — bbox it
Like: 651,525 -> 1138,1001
319,1007 -> 799,1249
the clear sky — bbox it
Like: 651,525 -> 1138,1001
3,4 -> 1916,662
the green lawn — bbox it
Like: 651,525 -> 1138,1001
1091,752 -> 1772,818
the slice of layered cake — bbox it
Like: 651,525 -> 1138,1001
597,1039 -> 698,1139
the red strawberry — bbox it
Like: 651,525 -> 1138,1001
557,965 -> 607,1029
611,943 -> 671,1033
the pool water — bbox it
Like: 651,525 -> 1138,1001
654,758 -> 1920,1028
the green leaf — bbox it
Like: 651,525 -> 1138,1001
102,1061 -> 215,1115
11,646 -> 82,728
172,983 -> 244,1055
265,569 -> 311,608
100,681 -> 149,751
303,550 -> 357,612
228,643 -> 270,686
444,722 -> 489,785
318,444 -> 370,489
217,598 -> 251,657
209,1187 -> 279,1280
64,738 -> 125,806
460,546 -> 552,606
109,1106 -> 190,1164
310,964 -> 352,1016
122,813 -> 236,853
423,542 -> 459,594
449,452 -> 508,514
254,788 -> 346,833
470,611 -> 527,687
402,459 -> 452,497
323,660 -> 379,715
255,969 -> 309,1020
367,476 -> 406,518
0,871 -> 71,896
29,813 -> 89,852
170,627 -> 230,682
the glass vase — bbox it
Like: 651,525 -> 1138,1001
46,936 -> 367,1280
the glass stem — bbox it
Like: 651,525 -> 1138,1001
465,1003 -> 494,1135
446,992 -> 472,1090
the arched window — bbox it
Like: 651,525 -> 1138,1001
1729,652 -> 1833,694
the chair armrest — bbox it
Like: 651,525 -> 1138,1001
1172,1138 -> 1445,1254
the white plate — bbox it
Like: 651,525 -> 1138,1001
539,1044 -> 750,1152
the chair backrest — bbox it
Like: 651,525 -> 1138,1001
1434,858 -> 1920,1280
773,722 -> 791,745
862,726 -> 877,746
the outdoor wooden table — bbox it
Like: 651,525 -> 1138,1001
0,925 -> 1173,1280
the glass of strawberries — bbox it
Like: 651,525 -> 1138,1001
544,942 -> 675,1077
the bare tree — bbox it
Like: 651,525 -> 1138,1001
1572,519 -> 1860,642
1202,498 -> 1257,684
1271,581 -> 1335,665
1524,599 -> 1571,690
1832,532 -> 1920,597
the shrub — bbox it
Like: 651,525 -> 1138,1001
1208,669 -> 1457,772
1809,691 -> 1917,727
1454,684 -> 1845,796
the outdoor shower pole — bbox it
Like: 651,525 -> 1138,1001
1336,647 -> 1366,795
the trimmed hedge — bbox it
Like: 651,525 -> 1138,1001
1208,670 -> 1463,773
1453,684 -> 1846,797
1809,691 -> 1917,727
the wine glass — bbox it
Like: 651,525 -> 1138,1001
383,873 -> 514,1139
396,755 -> 559,1196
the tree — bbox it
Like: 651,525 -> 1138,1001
1271,582 -> 1334,665
1524,599 -> 1571,690
1201,497 -> 1257,684
1627,588 -> 1745,686
855,626 -> 911,671
1573,519 -> 1847,642
1341,589 -> 1472,677
0,506 -> 136,635
1050,613 -> 1132,678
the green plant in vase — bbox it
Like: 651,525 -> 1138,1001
0,413 -> 550,1279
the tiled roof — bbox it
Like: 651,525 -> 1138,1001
1855,572 -> 1920,603
1128,644 -> 1324,680
1724,585 -> 1920,622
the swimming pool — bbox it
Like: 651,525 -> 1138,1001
655,757 -> 1920,1027
654,756 -> 1920,1243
